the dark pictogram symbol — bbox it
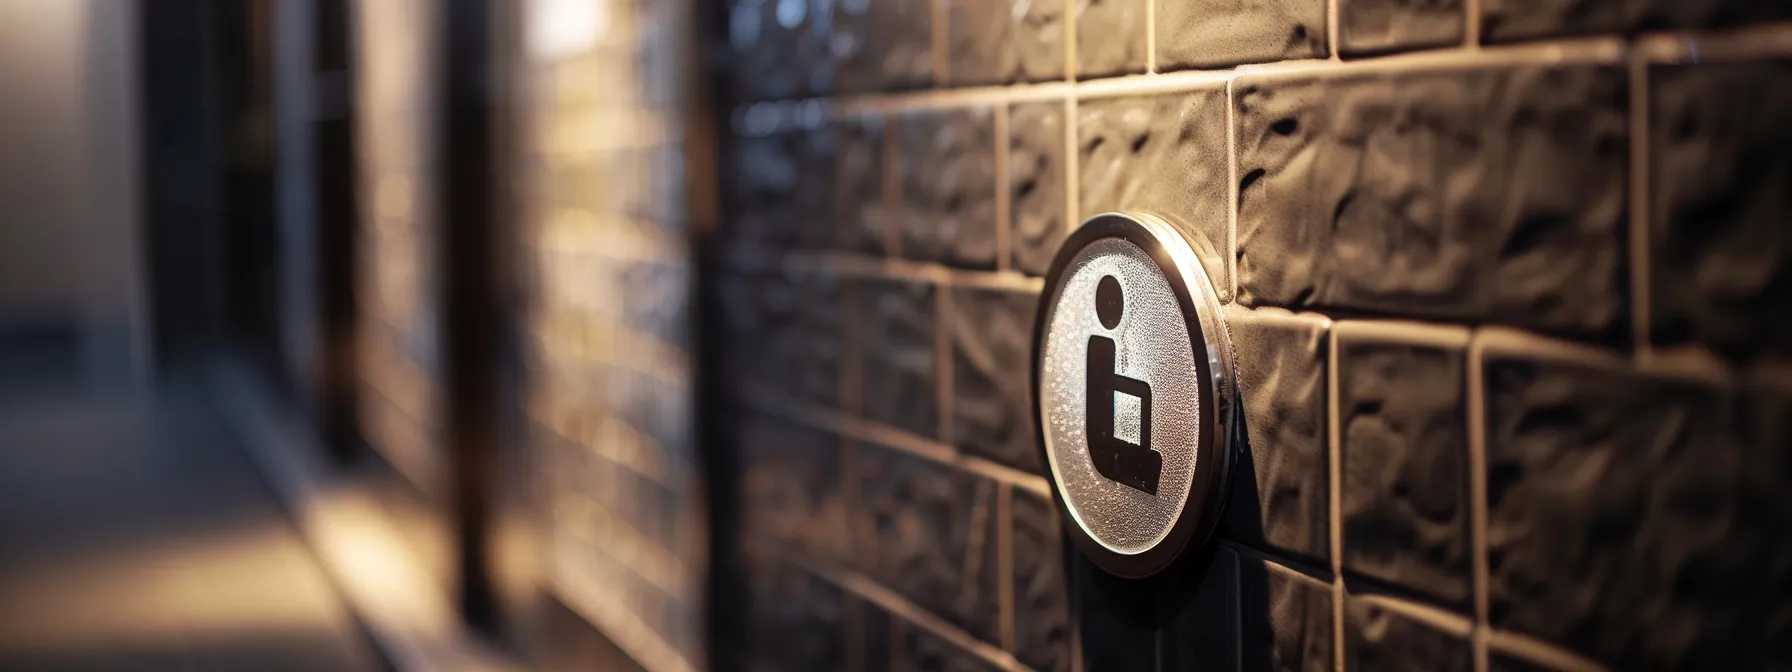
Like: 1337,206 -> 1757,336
1086,275 -> 1160,495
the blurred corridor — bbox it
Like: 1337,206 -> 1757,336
0,364 -> 379,672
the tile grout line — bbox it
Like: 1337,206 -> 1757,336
1464,0 -> 1482,47
772,544 -> 1032,672
739,33 -> 1697,117
997,483 -> 1017,653
1064,0 -> 1078,83
1628,46 -> 1653,367
883,116 -> 902,257
1327,328 -> 1345,672
737,386 -> 1056,497
934,0 -> 950,88
1225,77 -> 1238,303
995,104 -> 1013,273
938,280 -> 955,445
1326,0 -> 1342,60
1146,0 -> 1157,73
1467,332 -> 1491,672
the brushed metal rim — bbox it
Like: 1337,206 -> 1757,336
1030,211 -> 1236,579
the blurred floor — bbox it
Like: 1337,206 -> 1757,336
0,343 -> 382,672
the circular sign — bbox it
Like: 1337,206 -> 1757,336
1032,212 -> 1236,578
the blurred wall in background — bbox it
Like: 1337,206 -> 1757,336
0,0 -> 144,386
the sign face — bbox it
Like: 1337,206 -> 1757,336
1032,212 -> 1236,578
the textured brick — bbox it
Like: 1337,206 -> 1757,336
1484,356 -> 1792,668
1160,547 -> 1243,671
1222,307 -> 1331,564
726,131 -> 800,251
947,0 -> 1066,86
1158,0 -> 1327,70
1236,66 -> 1628,339
1077,0 -> 1147,78
853,443 -> 1001,644
899,108 -> 998,267
715,271 -> 803,395
840,116 -> 891,255
716,271 -> 841,405
739,414 -> 849,561
798,275 -> 846,406
1338,0 -> 1464,56
1344,596 -> 1471,671
901,625 -> 1003,672
1012,491 -> 1071,672
854,597 -> 894,672
835,0 -> 933,93
1009,101 -> 1068,276
727,0 -> 832,100
793,125 -> 840,250
1241,558 -> 1333,672
858,278 -> 938,438
950,286 -> 1040,473
1338,333 -> 1470,605
1078,89 -> 1231,299
738,551 -> 847,669
1649,59 -> 1792,362
1481,0 -> 1792,43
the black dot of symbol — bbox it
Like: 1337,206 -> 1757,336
1096,275 -> 1124,329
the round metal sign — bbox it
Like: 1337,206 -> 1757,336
1031,212 -> 1236,578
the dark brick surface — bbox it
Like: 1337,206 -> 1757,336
1343,596 -> 1471,672
1078,0 -> 1148,78
715,271 -> 842,405
858,278 -> 938,438
1241,557 -> 1334,672
739,414 -> 849,561
947,0 -> 1066,86
1010,101 -> 1068,276
1338,334 -> 1470,606
1649,59 -> 1792,362
1481,0 -> 1792,43
853,443 -> 1002,644
727,131 -> 800,251
1338,0 -> 1464,56
899,108 -> 998,267
835,0 -> 933,93
1222,307 -> 1331,564
1484,356 -> 1792,668
738,551 -> 847,670
715,271 -> 802,395
1012,491 -> 1071,672
950,286 -> 1040,473
1236,65 -> 1628,338
727,0 -> 832,100
798,275 -> 846,406
840,116 -> 891,255
793,125 -> 840,250
1078,89 -> 1231,299
1158,0 -> 1328,70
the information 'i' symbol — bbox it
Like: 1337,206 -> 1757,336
1086,275 -> 1161,495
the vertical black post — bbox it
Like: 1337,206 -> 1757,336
313,0 -> 362,462
438,0 -> 500,634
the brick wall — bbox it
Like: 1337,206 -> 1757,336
517,0 -> 706,670
715,1 -> 1792,670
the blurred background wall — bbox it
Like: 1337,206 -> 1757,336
0,0 -> 145,389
